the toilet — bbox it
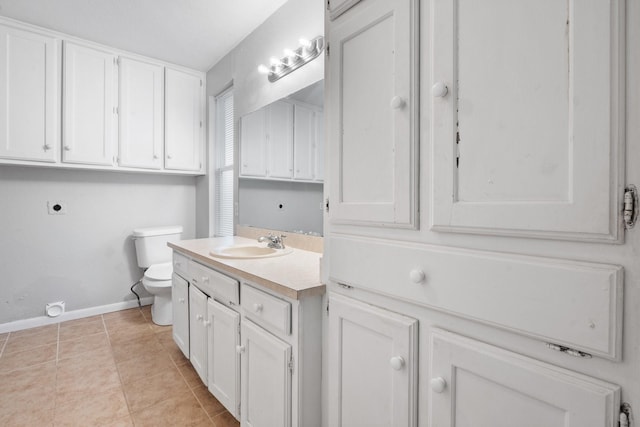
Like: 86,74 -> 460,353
132,225 -> 183,325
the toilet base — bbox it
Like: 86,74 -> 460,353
150,294 -> 173,326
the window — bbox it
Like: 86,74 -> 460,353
214,88 -> 234,236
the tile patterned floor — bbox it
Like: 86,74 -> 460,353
0,306 -> 239,427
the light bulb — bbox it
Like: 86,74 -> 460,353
284,48 -> 297,58
299,38 -> 312,49
270,56 -> 282,67
257,64 -> 270,74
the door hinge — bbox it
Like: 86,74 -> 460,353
200,79 -> 203,87
624,185 -> 637,229
545,343 -> 592,359
326,300 -> 329,316
326,43 -> 330,57
620,403 -> 632,427
325,198 -> 330,213
288,356 -> 295,373
326,0 -> 330,10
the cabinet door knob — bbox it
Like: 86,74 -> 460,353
203,320 -> 211,327
236,345 -> 246,354
430,377 -> 447,393
153,154 -> 159,159
432,82 -> 448,98
196,314 -> 203,321
178,298 -> 185,303
390,356 -> 405,371
202,276 -> 209,283
167,154 -> 172,159
253,303 -> 263,313
64,145 -> 71,151
390,96 -> 405,109
409,269 -> 426,284
43,144 -> 52,150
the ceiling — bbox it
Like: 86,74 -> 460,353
0,0 -> 289,71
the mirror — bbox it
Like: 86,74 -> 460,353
238,80 -> 324,236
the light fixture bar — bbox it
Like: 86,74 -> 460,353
257,36 -> 324,83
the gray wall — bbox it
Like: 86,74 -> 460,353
0,166 -> 196,324
238,179 -> 323,235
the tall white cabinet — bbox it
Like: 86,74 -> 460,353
326,0 -> 633,425
0,24 -> 59,163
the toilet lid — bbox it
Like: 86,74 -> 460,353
145,262 -> 173,281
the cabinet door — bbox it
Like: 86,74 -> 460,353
171,273 -> 189,358
293,104 -> 315,181
328,0 -> 418,228
62,41 -> 116,165
189,285 -> 208,386
328,293 -> 417,427
266,101 -> 293,179
118,57 -> 163,169
0,25 -> 59,162
207,298 -> 240,419
314,110 -> 324,182
241,319 -> 292,427
431,0 -> 624,242
430,329 -> 620,427
239,108 -> 267,177
165,67 -> 202,171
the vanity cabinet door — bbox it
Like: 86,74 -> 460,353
328,0 -> 418,228
172,273 -> 189,358
207,298 -> 240,419
62,41 -> 116,166
240,108 -> 267,177
328,293 -> 418,427
266,101 -> 294,179
118,56 -> 164,169
0,24 -> 60,163
165,67 -> 203,172
241,319 -> 292,427
430,329 -> 620,427
189,285 -> 208,386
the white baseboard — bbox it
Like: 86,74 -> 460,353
0,297 -> 154,334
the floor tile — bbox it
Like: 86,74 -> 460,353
156,330 -> 190,366
0,342 -> 57,372
110,332 -> 163,363
0,405 -> 54,427
0,361 -> 56,394
58,331 -> 110,360
54,387 -> 129,426
116,351 -> 176,385
192,384 -> 227,417
212,410 -> 241,427
56,358 -> 121,403
130,394 -> 210,427
2,327 -> 58,354
10,323 -> 58,338
122,369 -> 191,412
100,415 -> 135,427
107,322 -> 155,345
177,361 -> 205,388
59,317 -> 106,341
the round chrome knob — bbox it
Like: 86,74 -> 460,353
432,82 -> 448,98
390,356 -> 405,371
253,303 -> 263,313
409,269 -> 426,284
431,377 -> 447,393
390,96 -> 405,109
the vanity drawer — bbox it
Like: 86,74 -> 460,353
172,252 -> 189,279
242,284 -> 291,335
189,261 -> 240,306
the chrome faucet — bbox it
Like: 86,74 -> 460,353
258,233 -> 286,249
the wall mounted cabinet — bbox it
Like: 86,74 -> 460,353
0,24 -> 60,163
293,104 -> 324,182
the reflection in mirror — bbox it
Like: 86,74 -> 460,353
238,80 -> 324,236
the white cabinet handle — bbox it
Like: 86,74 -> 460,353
409,269 -> 426,284
390,356 -> 405,371
202,276 -> 209,283
64,145 -> 71,151
196,314 -> 203,321
44,144 -> 52,150
178,298 -> 185,303
253,303 -> 263,313
203,320 -> 211,327
432,82 -> 448,98
390,96 -> 405,109
153,154 -> 159,159
236,345 -> 246,354
430,377 -> 447,393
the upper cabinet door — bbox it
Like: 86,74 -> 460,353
63,41 -> 116,165
431,0 -> 625,242
240,108 -> 267,177
165,67 -> 203,171
118,57 -> 164,169
0,25 -> 59,163
328,0 -> 419,229
293,104 -> 315,181
430,329 -> 620,427
266,101 -> 294,179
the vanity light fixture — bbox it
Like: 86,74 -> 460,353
257,36 -> 324,83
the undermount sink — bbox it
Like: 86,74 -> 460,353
209,244 -> 293,259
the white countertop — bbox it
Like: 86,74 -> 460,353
168,236 -> 325,300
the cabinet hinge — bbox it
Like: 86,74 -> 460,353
326,43 -> 330,57
545,343 -> 592,359
200,79 -> 203,87
325,198 -> 330,213
326,0 -> 330,10
288,356 -> 294,373
200,121 -> 203,128
113,106 -> 119,115
620,403 -> 632,427
624,185 -> 638,229
326,300 -> 329,316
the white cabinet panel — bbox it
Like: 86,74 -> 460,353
0,25 -> 59,162
62,41 -> 116,165
207,298 -> 240,418
118,57 -> 163,169
241,319 -> 292,427
429,329 -> 620,427
267,101 -> 294,179
431,0 -> 624,242
165,67 -> 202,171
328,0 -> 418,228
293,105 -> 316,181
172,273 -> 189,359
189,285 -> 208,385
328,293 -> 417,427
240,108 -> 267,177
315,111 -> 324,182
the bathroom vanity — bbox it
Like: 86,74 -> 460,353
168,236 -> 324,427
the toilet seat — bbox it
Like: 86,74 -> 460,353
144,262 -> 173,282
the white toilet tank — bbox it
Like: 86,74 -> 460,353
133,225 -> 183,268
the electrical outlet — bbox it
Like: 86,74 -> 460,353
47,201 -> 67,215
